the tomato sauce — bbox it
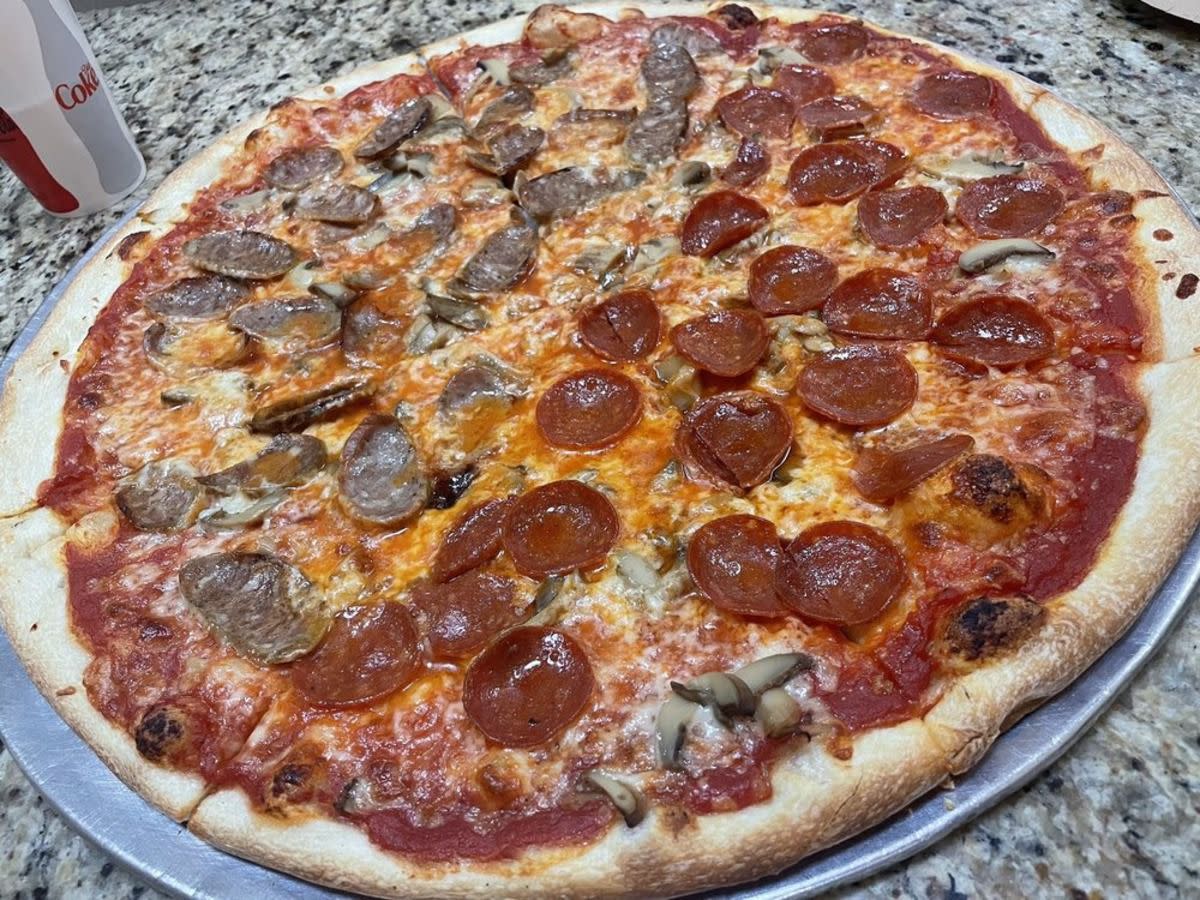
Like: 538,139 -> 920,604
364,801 -> 613,861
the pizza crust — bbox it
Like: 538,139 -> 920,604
0,508 -> 206,820
0,3 -> 1197,897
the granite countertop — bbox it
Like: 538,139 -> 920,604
1,0 -> 1198,896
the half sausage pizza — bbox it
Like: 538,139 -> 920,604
2,3 -> 1199,897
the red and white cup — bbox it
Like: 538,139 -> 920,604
0,0 -> 145,217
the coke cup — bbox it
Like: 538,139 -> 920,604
0,0 -> 145,217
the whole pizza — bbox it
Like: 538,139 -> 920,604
2,3 -> 1199,896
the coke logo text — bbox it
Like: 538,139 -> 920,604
55,64 -> 100,110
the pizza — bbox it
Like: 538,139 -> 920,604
2,2 -> 1199,896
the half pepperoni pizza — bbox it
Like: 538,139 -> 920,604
2,3 -> 1199,897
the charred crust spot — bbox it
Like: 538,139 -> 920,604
270,763 -> 314,801
1152,228 -> 1173,241
659,804 -> 694,836
950,454 -> 1027,523
134,705 -> 187,762
1177,273 -> 1199,300
944,595 -> 1045,661
115,231 -> 149,261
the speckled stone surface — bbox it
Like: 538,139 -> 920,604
1,1 -> 1197,897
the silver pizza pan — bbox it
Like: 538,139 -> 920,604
1,206 -> 1198,900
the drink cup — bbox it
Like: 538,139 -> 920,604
0,0 -> 146,217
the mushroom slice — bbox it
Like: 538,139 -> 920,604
629,235 -> 680,274
752,45 -> 807,75
338,414 -> 429,527
656,694 -> 697,769
115,461 -> 205,532
406,315 -> 460,355
570,242 -> 631,286
183,230 -> 297,280
919,154 -> 1024,182
477,57 -> 512,86
354,96 -> 433,159
292,183 -> 379,226
249,379 -> 371,434
199,491 -> 287,530
198,433 -> 327,496
309,280 -> 359,307
671,672 -> 756,727
336,777 -> 384,815
755,688 -> 807,738
144,321 -> 249,373
426,293 -> 490,331
533,575 -> 565,611
733,652 -> 815,695
178,551 -> 328,664
958,238 -> 1055,274
672,160 -> 712,192
229,295 -> 342,349
438,361 -> 524,413
616,550 -> 660,590
584,771 -> 647,827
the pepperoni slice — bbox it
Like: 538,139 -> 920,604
798,22 -> 869,64
823,268 -> 930,339
290,604 -> 421,708
670,308 -> 769,377
857,186 -> 948,249
798,346 -> 918,428
431,498 -> 512,583
687,515 -> 786,618
536,369 -> 642,450
956,175 -> 1065,238
911,70 -> 993,120
852,139 -> 907,189
788,142 -> 880,206
716,87 -> 795,139
719,137 -> 770,188
773,64 -> 835,110
797,95 -> 877,141
852,433 -> 975,504
410,570 -> 518,660
578,290 -> 661,362
502,480 -> 619,578
776,521 -> 905,626
677,391 -> 793,490
463,627 -> 594,747
931,295 -> 1055,368
748,245 -> 838,316
681,190 -> 770,257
